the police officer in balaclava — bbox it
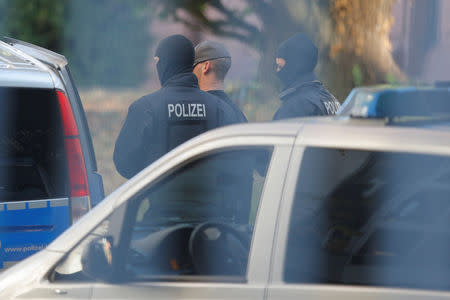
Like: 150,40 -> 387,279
272,33 -> 340,120
114,34 -> 239,179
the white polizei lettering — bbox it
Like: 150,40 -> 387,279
324,101 -> 340,114
197,104 -> 206,117
190,103 -> 198,117
329,101 -> 339,114
334,101 -> 341,112
168,104 -> 175,117
324,102 -> 331,114
182,103 -> 188,117
175,104 -> 182,117
170,103 -> 207,118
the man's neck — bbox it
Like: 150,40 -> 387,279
199,78 -> 224,92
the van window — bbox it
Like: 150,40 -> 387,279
284,147 -> 450,291
0,87 -> 67,201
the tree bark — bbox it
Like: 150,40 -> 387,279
327,0 -> 406,99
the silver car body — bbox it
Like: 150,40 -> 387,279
1,117 -> 450,299
0,39 -> 66,89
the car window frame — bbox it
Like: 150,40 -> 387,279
111,144 -> 283,283
270,138 -> 450,287
47,131 -> 295,287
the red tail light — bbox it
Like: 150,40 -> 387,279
64,138 -> 88,197
57,90 -> 79,136
56,90 -> 90,223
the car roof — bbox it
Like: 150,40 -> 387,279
201,115 -> 450,138
0,40 -> 55,88
189,116 -> 450,155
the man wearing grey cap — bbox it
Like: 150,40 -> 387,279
193,40 -> 247,123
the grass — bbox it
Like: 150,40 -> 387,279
80,87 -> 280,195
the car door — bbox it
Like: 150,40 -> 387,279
268,142 -> 450,299
89,143 -> 292,300
45,134 -> 293,300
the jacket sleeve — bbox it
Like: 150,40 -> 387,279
113,102 -> 153,179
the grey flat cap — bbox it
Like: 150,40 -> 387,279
194,40 -> 231,66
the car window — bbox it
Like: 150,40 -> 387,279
50,146 -> 272,283
0,87 -> 67,201
124,147 -> 273,281
284,147 -> 450,291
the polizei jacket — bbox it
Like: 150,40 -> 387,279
114,72 -> 239,179
273,75 -> 341,120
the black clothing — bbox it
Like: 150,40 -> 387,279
276,33 -> 318,88
114,72 -> 239,179
274,33 -> 339,120
208,90 -> 247,123
273,73 -> 340,120
155,35 -> 195,86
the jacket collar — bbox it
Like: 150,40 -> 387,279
279,72 -> 320,100
208,89 -> 227,98
162,72 -> 199,88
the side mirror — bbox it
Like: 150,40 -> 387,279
81,236 -> 114,281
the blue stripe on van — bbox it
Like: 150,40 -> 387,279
0,199 -> 70,267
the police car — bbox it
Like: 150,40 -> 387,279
0,38 -> 104,270
1,86 -> 450,299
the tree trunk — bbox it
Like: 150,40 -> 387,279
326,0 -> 406,99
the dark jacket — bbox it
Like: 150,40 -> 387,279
114,73 -> 239,179
273,73 -> 340,120
208,90 -> 248,123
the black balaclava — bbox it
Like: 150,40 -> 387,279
155,35 -> 195,86
276,33 -> 318,88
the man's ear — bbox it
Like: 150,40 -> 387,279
202,61 -> 211,74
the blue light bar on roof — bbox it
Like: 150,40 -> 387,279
339,87 -> 450,119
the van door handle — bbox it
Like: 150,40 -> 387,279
54,289 -> 68,295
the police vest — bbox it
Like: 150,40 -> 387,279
280,81 -> 340,115
147,97 -> 221,164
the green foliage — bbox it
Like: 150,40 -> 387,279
0,1 -> 6,32
0,0 -> 65,51
0,0 -> 152,88
386,72 -> 398,85
64,0 -> 152,87
240,6 -> 254,18
352,64 -> 363,86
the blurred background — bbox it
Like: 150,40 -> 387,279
0,0 -> 448,194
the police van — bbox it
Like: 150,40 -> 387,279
0,38 -> 104,269
1,86 -> 450,299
